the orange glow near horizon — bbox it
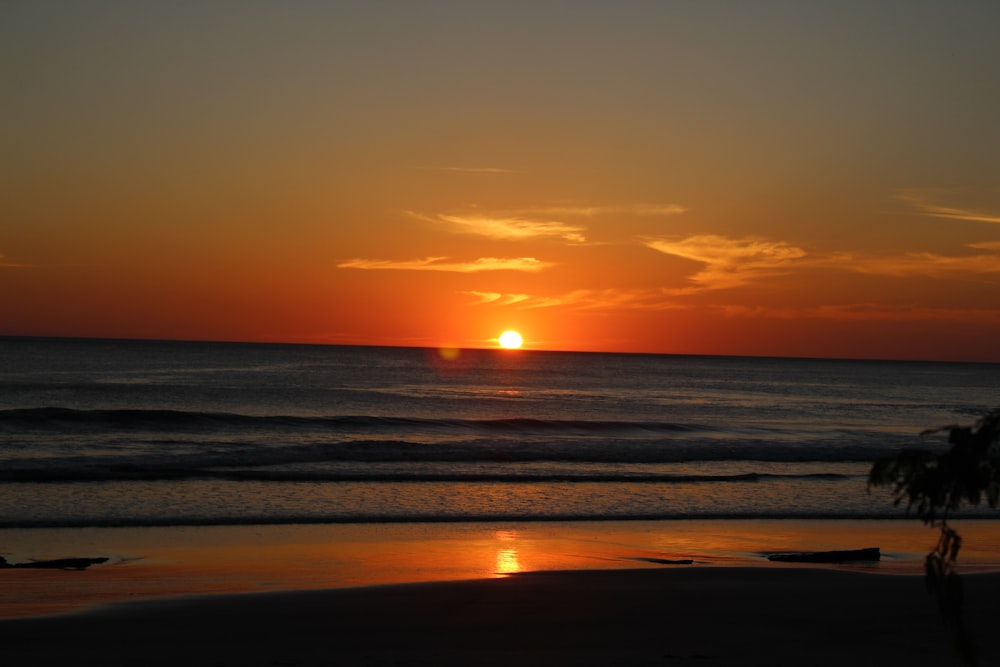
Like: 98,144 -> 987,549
3,4 -> 1000,362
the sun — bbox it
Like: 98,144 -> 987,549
498,330 -> 523,349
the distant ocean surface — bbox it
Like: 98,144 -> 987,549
2,337 -> 998,528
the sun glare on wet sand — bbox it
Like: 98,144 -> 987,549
498,330 -> 523,349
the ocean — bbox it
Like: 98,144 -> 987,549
2,337 -> 998,529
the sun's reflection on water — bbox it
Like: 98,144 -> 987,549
494,529 -> 521,575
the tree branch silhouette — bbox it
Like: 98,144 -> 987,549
869,408 -> 1000,667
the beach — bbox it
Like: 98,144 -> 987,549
3,566 -> 998,666
7,519 -> 1000,618
4,520 -> 1000,665
7,0 -> 1000,659
4,341 -> 1000,664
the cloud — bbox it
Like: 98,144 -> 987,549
406,202 -> 687,245
463,286 -> 1000,325
461,291 -> 533,306
0,253 -> 31,268
508,204 -> 688,217
462,288 -> 686,311
337,256 -> 553,273
419,213 -> 588,243
644,235 -> 1000,291
644,235 -> 807,292
834,243 -> 1000,278
897,189 -> 1000,224
715,303 -> 1000,323
462,289 -> 572,309
432,167 -> 521,174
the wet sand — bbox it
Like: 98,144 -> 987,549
4,520 -> 1000,665
3,567 -> 998,666
6,519 -> 1000,619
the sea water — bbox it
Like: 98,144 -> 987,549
1,337 -> 998,528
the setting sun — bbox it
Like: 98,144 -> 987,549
4,4 -> 1000,364
498,330 -> 523,349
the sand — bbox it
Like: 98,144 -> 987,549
12,518 -> 1000,619
4,521 -> 1000,665
2,567 -> 998,666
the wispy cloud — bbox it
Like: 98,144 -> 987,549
461,291 -> 533,306
410,212 -> 588,243
463,287 -> 1000,324
833,243 -> 1000,278
508,204 -> 688,217
431,166 -> 521,174
461,288 -> 685,311
644,235 -> 807,293
452,233 -> 1000,323
897,188 -> 1000,224
406,202 -> 687,245
0,253 -> 32,268
715,303 -> 1000,323
645,234 -> 1000,291
337,257 -> 553,273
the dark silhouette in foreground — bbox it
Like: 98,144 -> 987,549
869,407 -> 1000,667
768,547 -> 880,563
0,556 -> 108,570
633,557 -> 695,565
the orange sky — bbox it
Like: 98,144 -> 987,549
3,2 -> 1000,361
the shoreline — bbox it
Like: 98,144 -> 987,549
4,567 -> 999,666
5,518 -> 1000,620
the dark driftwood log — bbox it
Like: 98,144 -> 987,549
768,548 -> 880,563
0,556 -> 109,570
634,557 -> 695,565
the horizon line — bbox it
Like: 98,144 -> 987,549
1,333 -> 996,365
